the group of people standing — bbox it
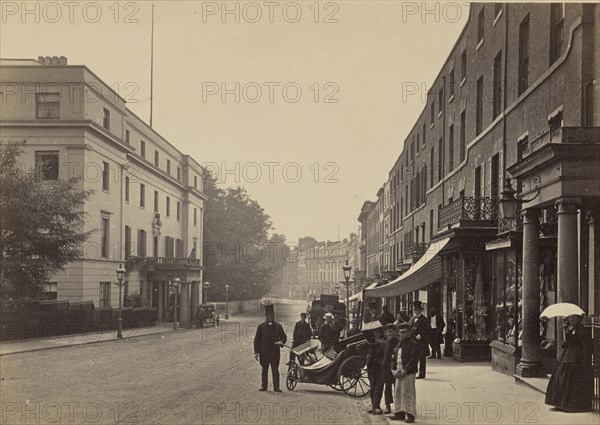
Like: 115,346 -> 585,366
364,300 -> 441,422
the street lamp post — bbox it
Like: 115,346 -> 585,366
114,264 -> 126,339
342,260 -> 352,337
225,284 -> 230,319
169,278 -> 180,330
203,281 -> 210,304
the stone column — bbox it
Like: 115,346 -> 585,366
556,199 -> 580,304
190,282 -> 199,320
516,208 -> 545,377
180,282 -> 190,328
158,281 -> 165,323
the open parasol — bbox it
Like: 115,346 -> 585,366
540,303 -> 585,318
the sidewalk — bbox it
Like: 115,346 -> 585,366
370,357 -> 598,425
0,322 -> 191,356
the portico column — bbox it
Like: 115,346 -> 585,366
556,199 -> 580,305
180,281 -> 190,328
190,282 -> 199,319
516,208 -> 545,377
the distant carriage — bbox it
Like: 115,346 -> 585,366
307,294 -> 347,337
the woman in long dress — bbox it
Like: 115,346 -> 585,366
545,314 -> 594,412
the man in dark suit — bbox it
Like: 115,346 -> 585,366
408,301 -> 430,379
254,304 -> 287,392
290,312 -> 312,364
318,313 -> 339,353
365,323 -> 385,415
428,307 -> 445,359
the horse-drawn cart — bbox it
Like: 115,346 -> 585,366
195,304 -> 219,328
284,333 -> 370,397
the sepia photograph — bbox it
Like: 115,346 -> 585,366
0,1 -> 599,424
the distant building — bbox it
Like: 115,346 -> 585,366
1,57 -> 206,327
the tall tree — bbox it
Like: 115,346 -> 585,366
202,172 -> 287,301
0,141 -> 94,300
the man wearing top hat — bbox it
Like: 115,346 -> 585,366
408,300 -> 430,379
254,303 -> 287,392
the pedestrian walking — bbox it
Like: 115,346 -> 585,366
545,314 -> 594,412
253,304 -> 287,392
408,301 -> 430,379
318,313 -> 339,353
290,312 -> 312,364
428,307 -> 445,359
388,322 -> 418,423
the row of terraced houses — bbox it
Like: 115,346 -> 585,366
356,2 -> 599,395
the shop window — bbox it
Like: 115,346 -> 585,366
493,250 -> 521,346
461,255 -> 492,341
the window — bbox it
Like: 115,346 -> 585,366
103,108 -> 110,130
153,236 -> 158,258
102,161 -> 110,191
438,87 -> 443,112
429,209 -> 434,238
449,69 -> 455,98
518,14 -> 530,95
476,76 -> 484,135
410,142 -> 414,163
430,147 -> 435,188
167,159 -> 171,174
140,184 -> 145,208
194,208 -> 197,226
154,190 -> 159,213
438,138 -> 443,182
42,282 -> 58,300
154,151 -> 159,167
430,101 -> 435,124
125,176 -> 130,202
550,4 -> 565,64
165,236 -> 175,257
491,153 -> 500,198
477,7 -> 485,43
194,176 -> 198,189
125,130 -> 130,144
141,141 -> 146,158
138,229 -> 147,256
416,134 -> 420,153
125,225 -> 131,259
422,123 -> 426,147
461,49 -> 467,82
449,124 -> 455,171
176,201 -> 181,220
175,238 -> 183,257
36,93 -> 60,119
166,196 -> 170,217
99,282 -> 111,307
460,110 -> 466,162
493,50 -> 502,118
101,217 -> 110,258
517,136 -> 528,193
35,151 -> 59,180
177,167 -> 181,181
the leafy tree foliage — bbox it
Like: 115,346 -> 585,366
0,141 -> 93,300
202,172 -> 287,301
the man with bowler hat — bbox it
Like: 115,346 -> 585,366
290,312 -> 312,364
408,300 -> 430,379
254,303 -> 287,392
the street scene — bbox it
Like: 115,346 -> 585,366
1,1 -> 600,425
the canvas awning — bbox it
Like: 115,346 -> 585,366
348,282 -> 379,302
364,237 -> 451,298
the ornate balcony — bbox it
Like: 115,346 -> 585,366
404,242 -> 430,262
438,197 -> 498,230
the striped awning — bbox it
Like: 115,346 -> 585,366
364,237 -> 451,298
348,282 -> 379,302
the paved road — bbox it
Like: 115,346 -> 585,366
0,301 -> 372,425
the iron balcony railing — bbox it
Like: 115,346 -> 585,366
403,242 -> 430,262
438,196 -> 498,229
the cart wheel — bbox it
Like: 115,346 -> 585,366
328,383 -> 344,391
338,355 -> 370,397
286,366 -> 298,391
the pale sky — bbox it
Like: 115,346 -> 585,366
0,0 -> 469,243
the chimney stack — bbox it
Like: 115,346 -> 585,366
37,56 -> 68,65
